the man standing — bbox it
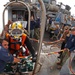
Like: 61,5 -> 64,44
60,27 -> 75,75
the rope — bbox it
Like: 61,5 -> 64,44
30,38 -> 64,56
17,35 -> 75,74
30,38 -> 62,45
30,38 -> 75,74
47,50 -> 64,55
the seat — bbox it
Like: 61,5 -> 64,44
51,29 -> 61,40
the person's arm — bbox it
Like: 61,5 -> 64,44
0,20 -> 12,37
69,47 -> 75,52
59,33 -> 65,41
6,20 -> 12,27
0,47 -> 20,63
0,48 -> 14,63
13,57 -> 20,63
24,36 -> 35,57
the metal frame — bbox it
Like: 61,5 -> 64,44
32,0 -> 46,74
3,0 -> 30,37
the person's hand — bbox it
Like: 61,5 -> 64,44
8,20 -> 12,25
13,57 -> 20,63
64,48 -> 70,54
67,34 -> 70,37
64,48 -> 68,50
60,38 -> 64,41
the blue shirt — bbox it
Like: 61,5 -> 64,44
35,18 -> 40,28
0,45 -> 14,73
26,21 -> 36,30
65,35 -> 75,52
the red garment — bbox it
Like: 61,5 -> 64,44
5,33 -> 29,56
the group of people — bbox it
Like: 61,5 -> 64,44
0,18 -> 75,74
57,24 -> 75,72
46,17 -> 75,74
45,16 -> 75,74
0,20 -> 37,73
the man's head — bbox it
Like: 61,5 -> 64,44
71,27 -> 75,35
1,38 -> 9,50
64,26 -> 70,33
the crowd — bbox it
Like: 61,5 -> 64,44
0,14 -> 75,74
46,15 -> 75,73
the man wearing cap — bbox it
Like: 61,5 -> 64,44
60,27 -> 75,75
65,27 -> 75,52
